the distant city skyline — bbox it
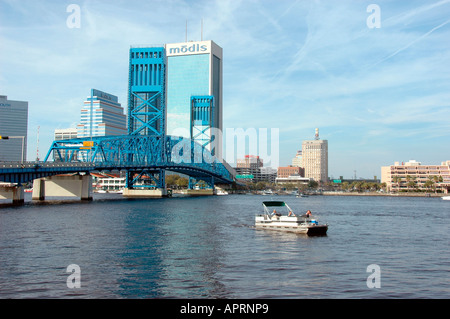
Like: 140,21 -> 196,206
1,0 -> 449,178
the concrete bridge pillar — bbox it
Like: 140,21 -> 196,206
32,178 -> 45,201
32,174 -> 93,201
122,188 -> 168,198
0,185 -> 24,205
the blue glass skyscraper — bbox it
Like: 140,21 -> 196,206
165,40 -> 223,158
126,40 -> 223,191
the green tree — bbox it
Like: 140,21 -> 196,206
392,176 -> 402,192
284,183 -> 296,190
255,181 -> 267,190
176,177 -> 188,188
428,176 -> 437,193
166,174 -> 180,188
308,180 -> 318,189
341,181 -> 350,191
423,180 -> 432,192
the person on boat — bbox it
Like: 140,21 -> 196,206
272,209 -> 281,217
288,211 -> 296,217
306,210 -> 312,218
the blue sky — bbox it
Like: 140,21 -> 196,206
1,0 -> 449,179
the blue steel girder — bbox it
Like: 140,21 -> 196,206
130,91 -> 164,136
127,47 -> 166,189
35,135 -> 234,186
128,47 -> 166,138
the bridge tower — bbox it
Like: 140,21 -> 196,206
125,46 -> 167,195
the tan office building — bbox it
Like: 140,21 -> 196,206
381,160 -> 450,193
236,155 -> 263,169
291,150 -> 302,167
302,129 -> 328,184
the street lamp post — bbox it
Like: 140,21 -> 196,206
0,135 -> 25,163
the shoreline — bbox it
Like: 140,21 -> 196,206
321,191 -> 445,198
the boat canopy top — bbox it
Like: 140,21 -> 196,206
262,201 -> 286,207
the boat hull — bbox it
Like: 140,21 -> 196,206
255,222 -> 328,235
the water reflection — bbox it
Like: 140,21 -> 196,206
1,194 -> 449,298
114,197 -> 230,298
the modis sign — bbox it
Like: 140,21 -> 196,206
166,41 -> 211,57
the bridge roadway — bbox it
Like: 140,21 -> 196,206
0,160 -> 235,186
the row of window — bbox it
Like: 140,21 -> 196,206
131,51 -> 162,59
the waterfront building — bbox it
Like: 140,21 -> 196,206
91,172 -> 126,192
260,167 -> 278,184
276,166 -> 308,185
166,40 -> 223,158
277,166 -> 304,178
302,128 -> 328,184
381,160 -> 450,193
234,166 -> 277,184
0,95 -> 28,162
234,156 -> 276,183
77,89 -> 127,138
275,175 -> 311,185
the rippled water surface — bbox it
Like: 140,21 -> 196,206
0,194 -> 449,298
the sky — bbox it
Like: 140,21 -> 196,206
1,0 -> 449,179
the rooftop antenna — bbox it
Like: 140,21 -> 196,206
315,128 -> 320,140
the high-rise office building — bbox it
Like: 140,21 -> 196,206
302,128 -> 328,183
0,95 -> 28,162
77,89 -> 127,138
166,40 -> 223,157
128,40 -> 223,157
126,40 -> 224,190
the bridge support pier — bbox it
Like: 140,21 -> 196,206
122,188 -> 168,198
0,185 -> 24,205
32,174 -> 93,201
32,178 -> 45,201
186,189 -> 214,196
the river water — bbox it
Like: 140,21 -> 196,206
0,193 -> 448,299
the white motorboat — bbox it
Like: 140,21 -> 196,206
255,201 -> 328,236
442,196 -> 450,200
216,189 -> 228,195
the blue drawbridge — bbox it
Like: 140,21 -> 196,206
0,45 -> 236,189
0,135 -> 235,187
